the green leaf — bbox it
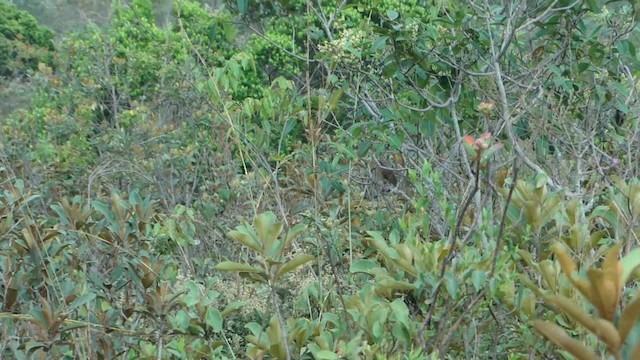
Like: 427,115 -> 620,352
371,36 -> 388,52
314,350 -> 340,360
215,261 -> 263,273
221,301 -> 245,317
358,141 -> 372,157
253,212 -> 283,254
534,172 -> 548,188
25,341 -> 47,357
350,259 -> 378,274
68,293 -> 96,311
171,310 -> 190,332
577,62 -> 590,73
621,248 -> 640,284
378,278 -> 416,291
92,200 -> 114,222
390,298 -> 410,327
382,62 -> 398,78
276,254 -> 315,279
245,322 -> 263,337
283,223 -> 306,250
386,9 -> 399,20
182,280 -> 201,307
227,229 -> 262,253
471,270 -> 486,292
367,231 -> 401,260
445,272 -> 459,300
206,308 -> 223,332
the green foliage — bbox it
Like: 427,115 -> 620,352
0,1 -> 55,77
0,184 -> 241,358
532,244 -> 640,359
1,0 -> 640,358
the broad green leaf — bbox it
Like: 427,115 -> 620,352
386,9 -> 399,20
445,272 -> 459,300
370,36 -> 388,52
227,229 -> 261,253
367,231 -> 400,260
382,62 -> 398,78
314,350 -> 340,360
254,212 -> 283,254
276,254 -> 315,279
245,322 -> 263,337
283,223 -> 306,250
182,280 -> 201,307
471,270 -> 486,292
372,318 -> 384,340
206,308 -> 223,332
267,315 -> 284,352
390,298 -> 410,327
621,248 -> 640,284
215,261 -> 262,273
171,310 -> 190,332
378,278 -> 416,291
92,200 -> 114,222
392,321 -> 411,344
534,172 -> 548,188
50,204 -> 70,225
221,301 -> 245,317
350,260 -> 378,274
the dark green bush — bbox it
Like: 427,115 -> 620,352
0,1 -> 55,77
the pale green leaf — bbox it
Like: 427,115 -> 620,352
621,248 -> 640,284
205,308 -> 223,332
276,254 -> 315,279
215,261 -> 262,273
283,223 -> 306,250
471,270 -> 486,292
314,350 -> 339,360
254,212 -> 283,254
227,229 -> 261,253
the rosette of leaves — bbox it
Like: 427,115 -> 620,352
215,211 -> 312,286
533,243 -> 640,359
214,212 -> 313,359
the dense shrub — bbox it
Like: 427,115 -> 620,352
0,1 -> 55,77
1,0 -> 639,358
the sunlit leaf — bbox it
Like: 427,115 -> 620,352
314,350 -> 340,360
253,212 -> 283,255
227,229 -> 262,253
215,261 -> 262,273
552,242 -> 576,277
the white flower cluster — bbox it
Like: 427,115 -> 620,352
404,20 -> 420,41
318,29 -> 367,66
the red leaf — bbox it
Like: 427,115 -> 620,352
464,135 -> 475,145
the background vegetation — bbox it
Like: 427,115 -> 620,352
1,0 -> 640,358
